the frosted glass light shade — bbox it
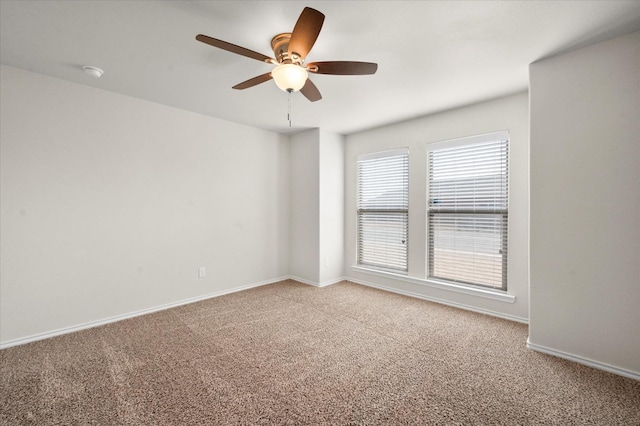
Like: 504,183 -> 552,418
271,64 -> 308,92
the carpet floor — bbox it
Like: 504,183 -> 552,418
1,280 -> 639,425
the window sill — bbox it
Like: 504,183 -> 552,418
351,265 -> 516,303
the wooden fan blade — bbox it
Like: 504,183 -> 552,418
307,61 -> 378,75
196,34 -> 274,63
300,78 -> 322,102
232,73 -> 273,90
288,7 -> 325,61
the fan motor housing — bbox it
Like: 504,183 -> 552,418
271,33 -> 302,64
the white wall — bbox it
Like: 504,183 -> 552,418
344,92 -> 530,322
0,65 -> 290,345
289,128 -> 345,286
319,131 -> 345,285
529,31 -> 640,377
289,129 -> 320,283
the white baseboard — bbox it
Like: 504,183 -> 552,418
0,276 -> 290,350
347,276 -> 529,324
526,339 -> 639,381
287,275 -> 346,288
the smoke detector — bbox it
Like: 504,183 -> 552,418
82,66 -> 103,78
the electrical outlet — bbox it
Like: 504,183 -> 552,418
198,267 -> 206,278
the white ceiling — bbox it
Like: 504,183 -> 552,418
2,1 -> 640,135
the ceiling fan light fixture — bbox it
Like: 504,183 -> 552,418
196,7 -> 376,102
271,64 -> 308,92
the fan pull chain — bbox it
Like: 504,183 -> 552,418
287,90 -> 292,127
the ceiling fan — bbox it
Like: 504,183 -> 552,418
196,7 -> 377,102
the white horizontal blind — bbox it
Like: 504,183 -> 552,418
357,149 -> 409,273
428,136 -> 508,289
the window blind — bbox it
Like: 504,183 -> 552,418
428,135 -> 508,289
357,149 -> 409,273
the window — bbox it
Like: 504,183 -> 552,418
427,132 -> 509,290
357,149 -> 409,273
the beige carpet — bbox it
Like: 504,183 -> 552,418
1,280 -> 639,425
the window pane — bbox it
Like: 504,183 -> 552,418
358,212 -> 408,271
429,140 -> 508,212
358,154 -> 409,210
428,212 -> 507,288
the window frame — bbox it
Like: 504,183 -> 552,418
356,148 -> 409,274
427,131 -> 509,291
